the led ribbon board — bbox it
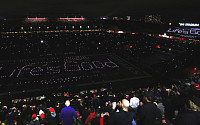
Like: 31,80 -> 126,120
25,18 -> 47,21
58,18 -> 85,21
179,23 -> 199,27
167,27 -> 200,38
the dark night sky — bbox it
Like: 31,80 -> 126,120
0,0 -> 199,19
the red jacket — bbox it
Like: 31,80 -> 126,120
85,112 -> 104,125
85,112 -> 96,124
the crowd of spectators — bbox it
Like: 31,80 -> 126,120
1,31 -> 199,73
1,20 -> 200,125
0,72 -> 200,125
0,30 -> 196,58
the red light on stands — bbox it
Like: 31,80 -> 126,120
194,68 -> 197,71
182,38 -> 184,40
97,47 -> 99,50
157,45 -> 160,48
111,31 -> 114,33
130,46 -> 132,48
153,34 -> 155,36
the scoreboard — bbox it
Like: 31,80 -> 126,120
166,23 -> 200,39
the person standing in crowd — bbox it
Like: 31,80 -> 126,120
29,114 -> 40,125
5,109 -> 15,125
59,100 -> 77,125
85,108 -> 101,125
91,111 -> 105,125
175,99 -> 200,125
110,99 -> 135,125
136,92 -> 162,125
157,99 -> 165,119
39,109 -> 45,124
175,85 -> 200,125
130,93 -> 140,112
92,94 -> 100,110
47,108 -> 58,125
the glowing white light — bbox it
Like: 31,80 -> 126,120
185,23 -> 199,27
179,23 -> 199,27
107,30 -> 112,33
117,31 -> 124,33
41,40 -> 44,43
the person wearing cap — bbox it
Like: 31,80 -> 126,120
194,83 -> 200,91
59,100 -> 77,125
47,108 -> 59,125
39,109 -> 45,124
29,114 -> 40,125
91,94 -> 100,110
110,99 -> 135,125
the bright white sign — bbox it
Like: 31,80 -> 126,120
179,23 -> 199,27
